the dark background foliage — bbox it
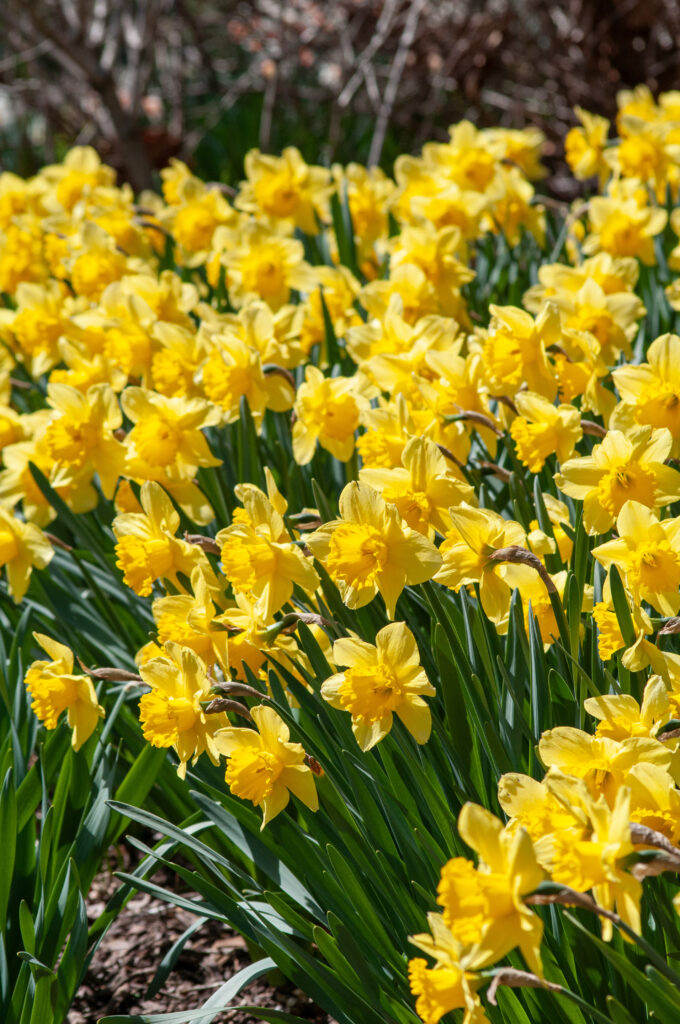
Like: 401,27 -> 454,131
1,1 -> 679,195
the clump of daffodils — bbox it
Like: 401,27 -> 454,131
7,88 -> 680,1023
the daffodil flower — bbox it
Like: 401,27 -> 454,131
408,914 -> 489,1024
0,505 -> 53,602
359,435 -> 474,535
593,500 -> 680,615
138,642 -> 228,778
322,622 -> 435,750
217,484 -> 319,619
25,633 -> 104,750
557,426 -> 680,534
437,803 -> 545,975
215,705 -> 318,828
307,482 -> 441,618
292,366 -> 374,465
113,481 -> 218,597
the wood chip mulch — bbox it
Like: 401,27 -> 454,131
68,844 -> 332,1024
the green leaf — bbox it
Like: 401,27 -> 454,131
566,913 -> 680,1019
606,995 -> 641,1024
54,889 -> 88,1009
168,792 -> 325,919
18,903 -> 35,956
16,952 -> 54,978
0,768 -> 16,933
330,188 -> 359,277
99,958 -> 277,1023
609,565 -> 636,649
146,918 -> 207,998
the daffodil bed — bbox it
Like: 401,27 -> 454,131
3,86 -> 680,1024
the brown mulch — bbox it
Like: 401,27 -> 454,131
68,844 -> 331,1024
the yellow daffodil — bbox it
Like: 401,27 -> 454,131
216,485 -> 319,619
498,770 -> 588,851
198,333 -> 295,427
221,222 -> 316,310
434,505 -> 527,627
549,786 -> 642,940
215,704 -> 318,828
149,323 -> 205,399
408,915 -> 489,1024
139,642 -> 228,778
592,501 -> 680,615
214,591 -> 302,684
0,433 -> 96,527
486,166 -> 546,247
0,506 -> 53,602
209,300 -> 306,370
584,674 -> 672,741
122,387 -> 220,481
584,196 -> 667,265
500,769 -> 645,939
113,481 -> 217,597
68,222 -> 130,300
437,802 -> 545,974
591,592 -> 654,662
160,159 -> 199,205
322,622 -> 435,749
121,387 -> 221,523
420,347 -> 498,459
307,482 -> 442,618
25,633 -> 104,750
538,726 -> 677,805
360,263 -> 441,326
387,222 -> 475,316
163,178 -> 235,265
65,282 -> 155,385
612,333 -> 680,455
509,391 -> 582,473
481,303 -> 559,400
557,426 -> 680,535
550,277 -> 645,363
1,280 -> 71,377
523,253 -> 640,313
0,222 -> 48,295
119,270 -> 198,328
359,436 -> 475,536
426,121 -> 501,193
365,320 -> 460,407
148,566 -> 230,673
606,117 -> 680,198
564,107 -> 610,180
292,366 -> 374,465
237,147 -> 332,235
42,382 -> 126,498
626,761 -> 680,843
487,125 -> 547,179
346,293 -> 454,365
41,146 -> 115,212
356,395 -> 424,469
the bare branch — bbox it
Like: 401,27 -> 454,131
369,0 -> 426,167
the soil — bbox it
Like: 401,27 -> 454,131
68,843 -> 331,1024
